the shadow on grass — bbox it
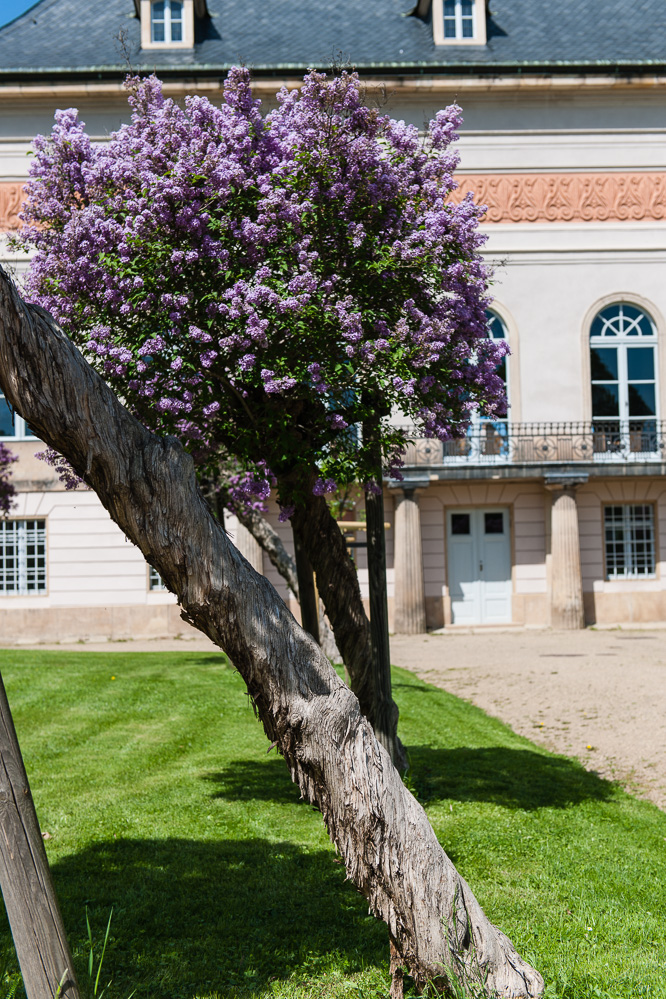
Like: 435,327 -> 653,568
407,745 -> 617,810
204,759 -> 303,804
29,838 -> 386,998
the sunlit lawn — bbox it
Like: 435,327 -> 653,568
0,649 -> 664,998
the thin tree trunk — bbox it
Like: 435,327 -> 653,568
0,670 -> 80,999
235,506 -> 339,659
236,506 -> 299,593
290,494 -> 408,771
292,533 -> 320,643
364,482 -> 399,765
0,269 -> 543,998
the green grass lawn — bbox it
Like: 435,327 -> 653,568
0,649 -> 664,999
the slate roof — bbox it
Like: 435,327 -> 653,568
1,0 -> 665,78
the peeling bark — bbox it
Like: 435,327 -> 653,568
0,269 -> 543,998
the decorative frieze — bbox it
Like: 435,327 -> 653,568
450,172 -> 666,223
0,183 -> 24,231
3,173 -> 666,232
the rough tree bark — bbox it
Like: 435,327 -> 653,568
0,268 -> 543,998
0,671 -> 80,998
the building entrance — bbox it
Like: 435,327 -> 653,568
447,508 -> 512,625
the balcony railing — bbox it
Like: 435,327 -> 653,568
398,421 -> 666,467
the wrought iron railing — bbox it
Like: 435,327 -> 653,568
397,421 -> 666,467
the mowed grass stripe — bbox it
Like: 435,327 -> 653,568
0,650 -> 662,999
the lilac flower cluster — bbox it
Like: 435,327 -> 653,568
34,447 -> 85,491
16,68 -> 505,510
0,443 -> 17,516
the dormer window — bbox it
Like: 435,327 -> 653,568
432,0 -> 486,45
140,0 -> 198,49
152,0 -> 183,43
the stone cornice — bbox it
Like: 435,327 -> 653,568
3,172 -> 666,231
1,73 -> 666,101
450,172 -> 666,223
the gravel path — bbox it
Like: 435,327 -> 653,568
390,628 -> 666,810
4,628 -> 665,808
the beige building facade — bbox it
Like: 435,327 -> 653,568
1,0 -> 666,637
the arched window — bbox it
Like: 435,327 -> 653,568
590,303 -> 658,454
151,0 -> 183,43
477,309 -> 509,457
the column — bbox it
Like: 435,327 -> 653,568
233,520 -> 264,574
546,476 -> 587,630
393,484 -> 427,634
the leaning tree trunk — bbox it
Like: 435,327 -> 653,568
0,269 -> 543,998
290,494 -> 407,771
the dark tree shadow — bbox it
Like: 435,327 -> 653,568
3,838 -> 387,998
203,759 -> 303,804
406,746 -> 617,810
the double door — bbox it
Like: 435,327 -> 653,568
447,508 -> 512,625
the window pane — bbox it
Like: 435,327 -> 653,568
604,504 -> 655,578
444,19 -> 457,36
444,0 -> 456,12
0,520 -> 46,595
451,513 -> 470,535
152,21 -> 165,41
149,566 -> 166,591
170,21 -> 182,40
486,311 -> 506,340
462,17 -> 474,36
628,383 -> 656,417
627,347 -> 655,381
461,0 -> 473,13
0,396 -> 15,437
484,512 -> 503,534
592,383 -> 619,417
590,347 -> 618,381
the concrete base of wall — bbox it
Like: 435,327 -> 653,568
584,590 -> 666,626
0,604 -> 201,644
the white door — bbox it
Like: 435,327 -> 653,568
447,509 -> 512,625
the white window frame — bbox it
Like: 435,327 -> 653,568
148,566 -> 167,591
590,303 -> 658,458
433,0 -> 486,45
0,519 -> 47,596
141,0 -> 194,49
604,504 -> 656,580
0,392 -> 37,441
444,310 -> 509,464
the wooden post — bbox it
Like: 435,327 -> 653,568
0,671 -> 80,999
293,532 -> 320,644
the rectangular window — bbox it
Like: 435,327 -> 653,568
0,520 -> 47,595
442,0 -> 476,40
148,566 -> 167,591
604,504 -> 655,579
0,393 -> 37,440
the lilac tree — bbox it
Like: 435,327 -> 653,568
0,443 -> 16,515
15,68 -> 506,763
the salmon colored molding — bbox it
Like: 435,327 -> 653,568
0,183 -> 24,232
449,172 -> 666,223
2,173 -> 666,232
